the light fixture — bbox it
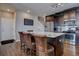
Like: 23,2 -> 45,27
7,9 -> 10,11
57,3 -> 61,6
51,3 -> 63,9
57,3 -> 63,6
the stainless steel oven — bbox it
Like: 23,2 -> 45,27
65,33 -> 76,45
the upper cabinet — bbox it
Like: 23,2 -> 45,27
63,11 -> 69,20
58,15 -> 64,25
46,16 -> 54,22
46,7 -> 79,27
64,9 -> 76,21
68,10 -> 76,19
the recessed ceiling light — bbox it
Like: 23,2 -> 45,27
57,3 -> 63,6
57,3 -> 61,6
27,10 -> 30,13
51,3 -> 63,9
7,9 -> 10,11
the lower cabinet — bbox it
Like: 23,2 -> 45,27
48,36 -> 64,56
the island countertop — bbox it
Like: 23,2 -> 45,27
27,32 -> 65,38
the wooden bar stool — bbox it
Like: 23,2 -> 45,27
19,32 -> 26,50
34,34 -> 54,56
19,32 -> 36,55
22,32 -> 36,56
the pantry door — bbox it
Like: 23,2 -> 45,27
1,17 -> 13,41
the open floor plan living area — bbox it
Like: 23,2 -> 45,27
0,3 -> 79,56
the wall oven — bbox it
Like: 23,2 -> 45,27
65,33 -> 76,45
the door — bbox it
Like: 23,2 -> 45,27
1,17 -> 13,41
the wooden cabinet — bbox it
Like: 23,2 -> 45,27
47,8 -> 76,32
56,36 -> 64,56
64,12 -> 69,20
58,16 -> 64,25
54,9 -> 76,29
46,16 -> 54,22
68,10 -> 76,19
64,10 -> 76,21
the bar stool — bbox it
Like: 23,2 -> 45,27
19,32 -> 26,50
19,32 -> 36,55
34,34 -> 54,56
22,32 -> 36,55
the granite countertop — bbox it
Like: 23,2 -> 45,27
28,32 -> 65,38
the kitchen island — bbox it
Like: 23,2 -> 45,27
26,32 -> 65,56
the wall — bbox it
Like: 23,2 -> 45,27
15,11 -> 45,41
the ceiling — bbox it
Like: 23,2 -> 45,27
0,3 -> 79,16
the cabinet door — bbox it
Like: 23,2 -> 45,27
46,16 -> 54,22
64,12 -> 69,21
64,10 -> 76,21
68,10 -> 76,19
58,16 -> 64,25
57,39 -> 63,56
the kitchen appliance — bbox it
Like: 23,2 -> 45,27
63,27 -> 76,45
65,33 -> 76,45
